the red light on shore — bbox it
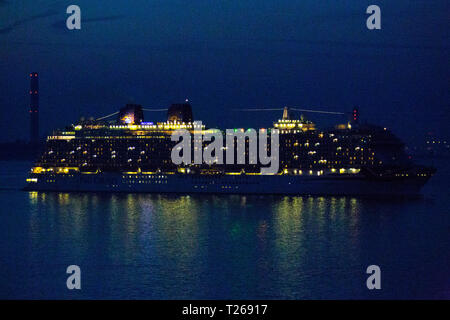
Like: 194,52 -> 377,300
352,108 -> 359,122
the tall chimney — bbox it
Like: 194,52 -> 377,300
30,72 -> 39,143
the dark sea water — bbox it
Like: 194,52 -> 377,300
0,160 -> 449,299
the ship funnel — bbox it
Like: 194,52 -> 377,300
118,104 -> 144,125
167,102 -> 193,123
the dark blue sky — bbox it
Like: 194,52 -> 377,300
0,0 -> 448,144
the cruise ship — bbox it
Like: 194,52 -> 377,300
24,103 -> 435,196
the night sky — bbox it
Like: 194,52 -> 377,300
0,0 -> 448,145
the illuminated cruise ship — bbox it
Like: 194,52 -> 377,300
24,103 -> 435,196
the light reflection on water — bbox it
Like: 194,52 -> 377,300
21,193 -> 373,298
24,193 -> 367,297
